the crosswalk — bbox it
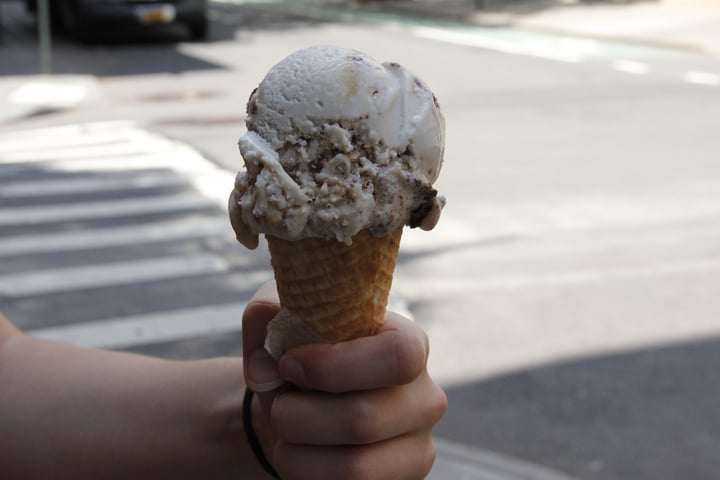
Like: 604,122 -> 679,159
0,121 -> 271,357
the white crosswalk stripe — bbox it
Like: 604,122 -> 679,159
0,217 -> 229,257
0,255 -> 231,298
29,302 -> 251,350
0,171 -> 190,197
0,121 -> 251,352
0,193 -> 217,225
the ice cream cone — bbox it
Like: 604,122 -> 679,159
229,47 -> 445,357
265,229 -> 402,355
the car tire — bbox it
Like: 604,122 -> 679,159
188,17 -> 208,41
26,0 -> 63,27
24,0 -> 37,14
56,0 -> 93,42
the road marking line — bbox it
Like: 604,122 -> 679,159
0,171 -> 189,197
0,120 -> 136,141
613,60 -> 650,75
26,302 -> 249,349
0,136 -> 176,163
0,217 -> 229,257
0,126 -> 148,154
412,26 -> 585,63
31,149 -> 212,173
0,255 -> 229,297
0,193 -> 217,226
684,71 -> 720,86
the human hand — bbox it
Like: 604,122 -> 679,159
242,281 -> 448,480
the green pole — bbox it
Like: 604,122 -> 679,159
37,0 -> 52,74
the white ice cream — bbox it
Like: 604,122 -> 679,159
229,45 -> 446,248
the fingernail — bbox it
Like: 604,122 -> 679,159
279,357 -> 305,386
247,349 -> 284,392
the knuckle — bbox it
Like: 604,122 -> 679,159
341,449 -> 376,480
391,331 -> 426,385
428,384 -> 449,423
419,437 -> 437,478
347,398 -> 382,443
404,435 -> 438,480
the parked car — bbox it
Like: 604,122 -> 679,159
24,0 -> 208,40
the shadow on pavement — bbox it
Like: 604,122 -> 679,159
435,336 -> 720,480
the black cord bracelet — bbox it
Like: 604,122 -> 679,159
243,388 -> 281,479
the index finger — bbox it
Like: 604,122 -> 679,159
277,311 -> 430,393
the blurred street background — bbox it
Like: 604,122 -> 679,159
1,0 -> 720,479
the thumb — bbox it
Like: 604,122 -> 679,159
243,280 -> 284,393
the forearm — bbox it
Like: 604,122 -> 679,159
0,332 -> 269,480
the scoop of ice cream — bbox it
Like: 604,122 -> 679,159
229,45 -> 445,248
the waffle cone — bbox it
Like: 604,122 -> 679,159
266,229 -> 402,353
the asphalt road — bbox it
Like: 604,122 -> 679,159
2,1 -> 720,479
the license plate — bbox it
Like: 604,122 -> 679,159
134,4 -> 176,25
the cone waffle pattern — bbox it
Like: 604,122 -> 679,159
267,229 -> 402,343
